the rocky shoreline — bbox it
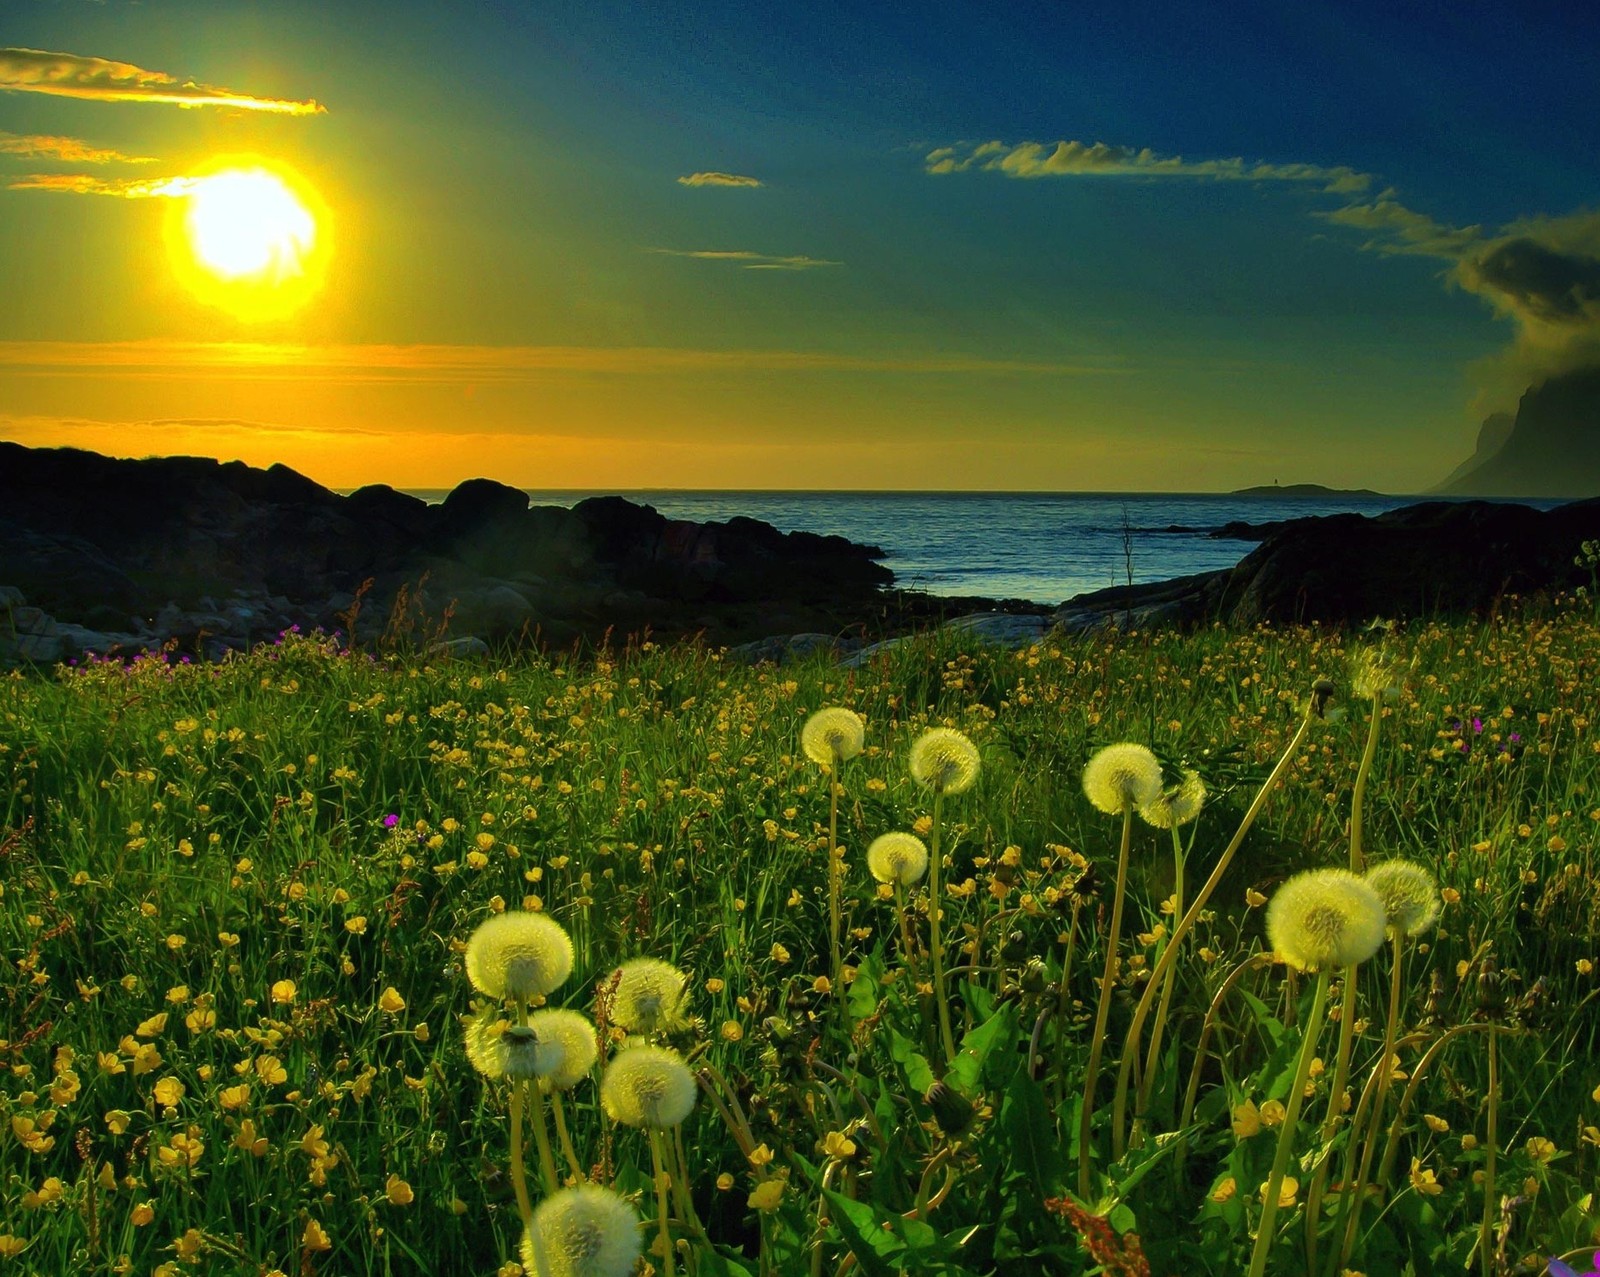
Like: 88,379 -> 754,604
3,442 -> 1598,666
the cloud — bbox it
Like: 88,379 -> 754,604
0,47 -> 324,114
927,138 -> 1371,194
1320,193 -> 1600,389
1317,195 -> 1481,257
650,248 -> 841,271
0,131 -> 156,163
677,171 -> 762,188
7,171 -> 195,197
0,339 -> 1124,381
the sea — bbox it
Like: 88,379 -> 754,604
398,490 -> 1570,607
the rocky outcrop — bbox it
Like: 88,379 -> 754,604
0,442 -> 896,660
1435,369 -> 1600,497
1046,498 -> 1600,633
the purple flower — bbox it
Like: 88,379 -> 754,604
383,813 -> 400,829
1471,717 -> 1483,733
1548,1253 -> 1600,1277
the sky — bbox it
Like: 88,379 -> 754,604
1,0 -> 1598,493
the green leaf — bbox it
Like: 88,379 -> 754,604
890,1028 -> 936,1093
822,1189 -> 905,1277
1236,988 -> 1285,1047
848,952 -> 883,1019
999,1064 -> 1063,1193
944,1005 -> 1016,1095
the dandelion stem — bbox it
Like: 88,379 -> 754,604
1111,705 -> 1315,1158
927,785 -> 956,1068
549,1089 -> 585,1182
1246,969 -> 1331,1277
1052,897 -> 1082,1106
1078,805 -> 1133,1195
893,882 -> 922,991
1332,934 -> 1407,1276
1137,824 -> 1187,1141
508,1080 -> 535,1227
1305,965 -> 1358,1271
1376,1022 -> 1502,1188
1349,694 -> 1383,873
1175,953 -> 1276,1174
527,1080 -> 561,1197
649,1127 -> 676,1277
1480,1026 -> 1498,1277
827,761 -> 845,1018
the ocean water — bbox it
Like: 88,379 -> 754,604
400,490 -> 1568,606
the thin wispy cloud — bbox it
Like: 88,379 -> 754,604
0,131 -> 156,164
7,172 -> 195,197
0,47 -> 324,114
927,139 -> 1372,194
650,248 -> 841,271
677,171 -> 763,188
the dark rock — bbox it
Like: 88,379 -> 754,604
1050,499 -> 1600,630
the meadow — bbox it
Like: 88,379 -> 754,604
1,602 -> 1597,1276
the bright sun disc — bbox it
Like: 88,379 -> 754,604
186,170 -> 315,281
166,160 -> 330,320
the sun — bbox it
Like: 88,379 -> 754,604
166,160 -> 330,320
187,170 -> 314,281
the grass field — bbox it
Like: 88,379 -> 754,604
1,602 -> 1597,1276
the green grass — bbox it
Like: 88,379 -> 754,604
1,604 -> 1597,1275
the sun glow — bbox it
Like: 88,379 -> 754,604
166,161 -> 330,320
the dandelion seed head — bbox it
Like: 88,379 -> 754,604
1351,646 -> 1404,701
520,1183 -> 643,1277
801,707 -> 866,767
1266,868 -> 1387,972
600,1044 -> 697,1128
607,958 -> 689,1035
464,1011 -> 562,1080
866,832 -> 929,886
1138,768 -> 1206,829
908,728 -> 981,794
1083,742 -> 1164,815
1364,859 -> 1441,939
464,911 -> 574,1001
526,1009 -> 599,1091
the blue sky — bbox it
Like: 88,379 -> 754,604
1,0 -> 1596,489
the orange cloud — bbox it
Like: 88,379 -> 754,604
0,131 -> 156,163
677,171 -> 763,188
7,172 -> 195,197
0,46 -> 324,114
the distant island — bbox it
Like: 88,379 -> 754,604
1229,483 -> 1388,497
